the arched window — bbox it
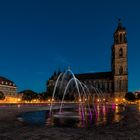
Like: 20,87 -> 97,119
119,66 -> 123,75
124,34 -> 127,42
115,34 -> 118,43
119,80 -> 122,90
120,34 -> 122,42
122,34 -> 125,42
119,48 -> 123,57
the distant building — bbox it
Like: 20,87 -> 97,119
47,20 -> 128,101
0,76 -> 17,98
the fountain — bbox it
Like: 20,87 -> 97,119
18,67 -> 125,128
49,67 -> 105,121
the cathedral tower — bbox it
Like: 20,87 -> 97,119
112,19 -> 128,99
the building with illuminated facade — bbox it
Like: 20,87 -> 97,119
0,76 -> 17,99
47,20 -> 128,101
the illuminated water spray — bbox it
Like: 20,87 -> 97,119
49,67 -> 105,115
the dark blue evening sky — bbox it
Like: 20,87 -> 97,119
0,0 -> 139,92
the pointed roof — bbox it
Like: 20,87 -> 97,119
115,19 -> 126,32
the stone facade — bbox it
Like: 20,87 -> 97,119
47,20 -> 128,101
0,76 -> 17,97
112,21 -> 128,98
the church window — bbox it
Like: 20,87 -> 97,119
115,34 -> 118,43
120,34 -> 122,42
119,66 -> 123,75
119,80 -> 122,90
119,48 -> 123,57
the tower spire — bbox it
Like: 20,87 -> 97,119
114,19 -> 127,44
112,20 -> 128,99
118,18 -> 122,27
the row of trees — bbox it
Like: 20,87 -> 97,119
125,92 -> 140,102
20,89 -> 75,101
20,90 -> 48,101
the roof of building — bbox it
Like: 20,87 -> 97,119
115,19 -> 126,32
0,76 -> 16,86
75,71 -> 113,80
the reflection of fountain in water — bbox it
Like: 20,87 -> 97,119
20,104 -> 124,128
49,67 -> 105,121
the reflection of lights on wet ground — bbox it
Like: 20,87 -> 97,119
114,114 -> 121,123
115,105 -> 119,113
79,98 -> 82,102
138,103 -> 140,112
95,105 -> 101,125
112,103 -> 116,110
46,117 -> 54,126
97,105 -> 100,114
102,105 -> 107,124
17,104 -> 21,108
84,106 -> 87,116
113,105 -> 122,123
77,105 -> 85,128
103,105 -> 106,115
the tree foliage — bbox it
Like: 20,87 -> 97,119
21,90 -> 38,101
137,93 -> 140,100
38,92 -> 48,101
125,92 -> 136,101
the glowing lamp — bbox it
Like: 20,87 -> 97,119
17,98 -> 21,102
97,99 -> 100,102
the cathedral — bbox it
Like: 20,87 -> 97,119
47,20 -> 128,102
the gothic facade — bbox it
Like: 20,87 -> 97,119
47,20 -> 128,101
76,20 -> 128,100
